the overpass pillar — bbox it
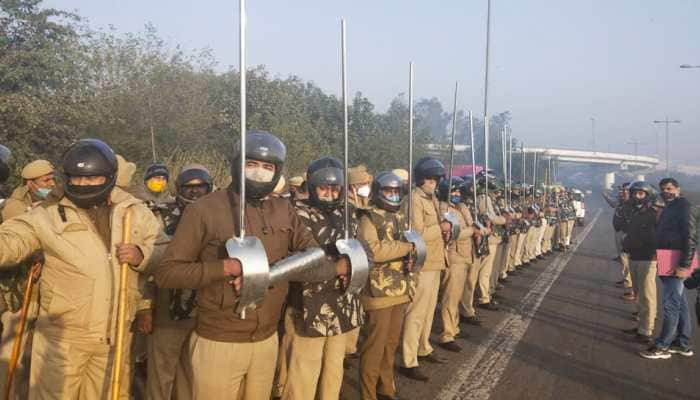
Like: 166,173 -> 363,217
604,172 -> 615,190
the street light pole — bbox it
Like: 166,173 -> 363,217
680,64 -> 700,69
626,139 -> 647,161
653,118 -> 681,175
590,117 -> 596,152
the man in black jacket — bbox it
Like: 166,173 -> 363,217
621,182 -> 658,343
641,178 -> 700,359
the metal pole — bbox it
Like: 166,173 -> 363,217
238,0 -> 247,239
665,118 -> 670,175
484,116 -> 490,200
590,117 -> 596,152
533,151 -> 537,198
469,111 -> 477,207
508,126 -> 513,208
482,0 -> 492,120
501,127 -> 507,208
521,143 -> 525,188
341,19 -> 350,240
447,82 -> 458,191
482,0 -> 492,202
407,62 -> 414,230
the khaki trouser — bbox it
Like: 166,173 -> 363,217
542,223 -> 555,253
615,231 -> 633,288
566,219 -> 576,244
0,310 -> 33,400
360,303 -> 406,400
440,260 -> 472,343
29,329 -> 132,400
189,332 -> 278,400
476,244 -> 498,304
146,320 -> 194,400
401,270 -> 441,368
523,228 -> 537,262
459,254 -> 484,318
489,243 -> 505,294
282,308 -> 349,400
345,327 -> 360,355
512,232 -> 527,268
273,310 -> 294,398
629,260 -> 658,336
499,241 -> 511,278
558,220 -> 570,247
507,235 -> 520,272
535,223 -> 546,256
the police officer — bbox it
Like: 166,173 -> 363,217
130,163 -> 174,219
399,157 -> 452,381
437,177 -> 475,352
154,132 -> 349,400
475,172 -> 505,310
147,164 -> 213,400
621,181 -> 658,343
0,139 -> 161,399
1,160 -> 55,221
282,157 -> 363,400
0,159 -> 55,400
357,171 -> 415,400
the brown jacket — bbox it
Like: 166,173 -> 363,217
411,187 -> 446,271
0,187 -> 160,344
154,189 -> 323,343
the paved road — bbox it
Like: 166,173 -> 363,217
341,200 -> 700,400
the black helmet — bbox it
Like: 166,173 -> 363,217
438,176 -> 465,202
0,144 -> 11,184
231,131 -> 286,200
144,163 -> 170,181
629,181 -> 656,205
62,138 -> 118,208
372,171 -> 404,212
176,164 -> 213,206
306,157 -> 344,212
414,157 -> 445,185
620,182 -> 631,190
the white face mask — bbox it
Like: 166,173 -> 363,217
357,185 -> 371,198
245,167 -> 275,183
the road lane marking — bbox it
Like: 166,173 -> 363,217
436,209 -> 602,400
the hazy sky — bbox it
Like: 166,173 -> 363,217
46,0 -> 700,164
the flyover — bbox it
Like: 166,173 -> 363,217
519,147 -> 660,189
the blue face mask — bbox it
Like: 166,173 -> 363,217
450,194 -> 461,204
35,187 -> 52,199
386,194 -> 401,203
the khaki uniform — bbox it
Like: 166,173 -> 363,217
439,202 -> 474,343
401,187 -> 445,368
357,206 -> 413,400
0,187 -> 160,399
476,194 -> 505,303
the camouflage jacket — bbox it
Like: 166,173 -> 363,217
357,206 -> 415,308
290,200 -> 363,337
163,207 -> 198,321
